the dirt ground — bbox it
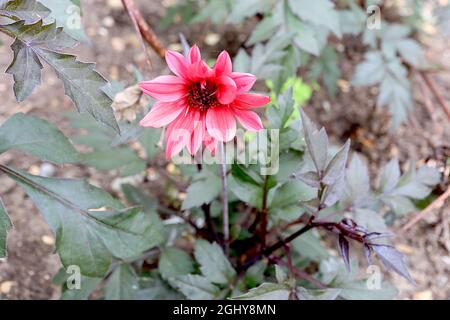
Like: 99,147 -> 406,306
0,0 -> 449,299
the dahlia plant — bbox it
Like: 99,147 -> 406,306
0,0 -> 442,301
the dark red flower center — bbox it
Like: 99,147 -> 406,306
187,81 -> 219,111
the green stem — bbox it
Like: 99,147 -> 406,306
219,142 -> 229,254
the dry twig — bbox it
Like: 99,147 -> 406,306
121,0 -> 166,63
420,71 -> 450,120
401,187 -> 450,233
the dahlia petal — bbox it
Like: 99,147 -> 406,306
233,109 -> 264,132
203,131 -> 217,156
216,76 -> 237,105
230,72 -> 256,93
186,113 -> 204,155
234,93 -> 270,109
188,60 -> 212,82
165,50 -> 189,79
206,107 -> 236,142
213,51 -> 232,76
165,109 -> 200,159
139,76 -> 187,102
188,45 -> 201,64
139,101 -> 184,128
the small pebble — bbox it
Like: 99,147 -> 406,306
413,290 -> 433,300
42,235 -> 55,246
205,33 -> 220,46
0,281 -> 15,294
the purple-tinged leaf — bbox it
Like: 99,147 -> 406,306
301,198 -> 320,215
322,139 -> 351,185
322,175 -> 345,207
338,235 -> 350,272
379,158 -> 400,194
364,244 -> 372,265
294,171 -> 320,188
371,244 -> 416,284
300,109 -> 328,173
364,232 -> 395,241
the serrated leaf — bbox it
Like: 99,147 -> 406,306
104,264 -> 139,300
0,197 -> 12,257
2,20 -> 119,132
2,165 -> 161,277
354,208 -> 388,232
322,140 -> 350,185
339,280 -> 398,300
382,196 -> 416,216
232,283 -> 290,300
81,148 -> 146,177
322,174 -> 345,207
0,113 -> 79,164
379,158 -> 400,193
246,15 -> 280,45
139,128 -> 162,160
268,180 -> 316,209
294,171 -> 320,188
352,51 -> 385,86
343,154 -> 371,207
396,39 -> 424,68
194,240 -> 236,285
137,276 -> 183,300
158,248 -> 194,281
229,174 -> 263,209
56,268 -> 101,300
173,274 -> 219,300
300,109 -> 328,173
291,229 -> 329,261
309,45 -> 340,95
0,0 -> 49,24
296,287 -> 341,300
371,244 -> 415,284
288,0 -> 341,37
182,170 -> 221,210
227,0 -> 271,24
275,265 -> 288,284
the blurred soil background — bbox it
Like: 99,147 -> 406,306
0,0 -> 448,299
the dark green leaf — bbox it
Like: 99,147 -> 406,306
0,113 -> 79,164
2,20 -> 119,132
173,274 -> 219,300
104,264 -> 139,300
296,287 -> 341,300
139,128 -> 162,160
288,0 -> 341,37
0,0 -> 50,24
232,283 -> 290,300
0,197 -> 12,257
182,169 -> 221,210
158,248 -> 194,281
2,165 -> 162,277
81,148 -> 146,177
194,240 -> 236,285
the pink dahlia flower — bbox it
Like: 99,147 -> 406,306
139,45 -> 270,158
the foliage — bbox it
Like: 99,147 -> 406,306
188,0 -> 428,126
0,0 -> 442,301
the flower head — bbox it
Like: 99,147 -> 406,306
139,45 -> 270,158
